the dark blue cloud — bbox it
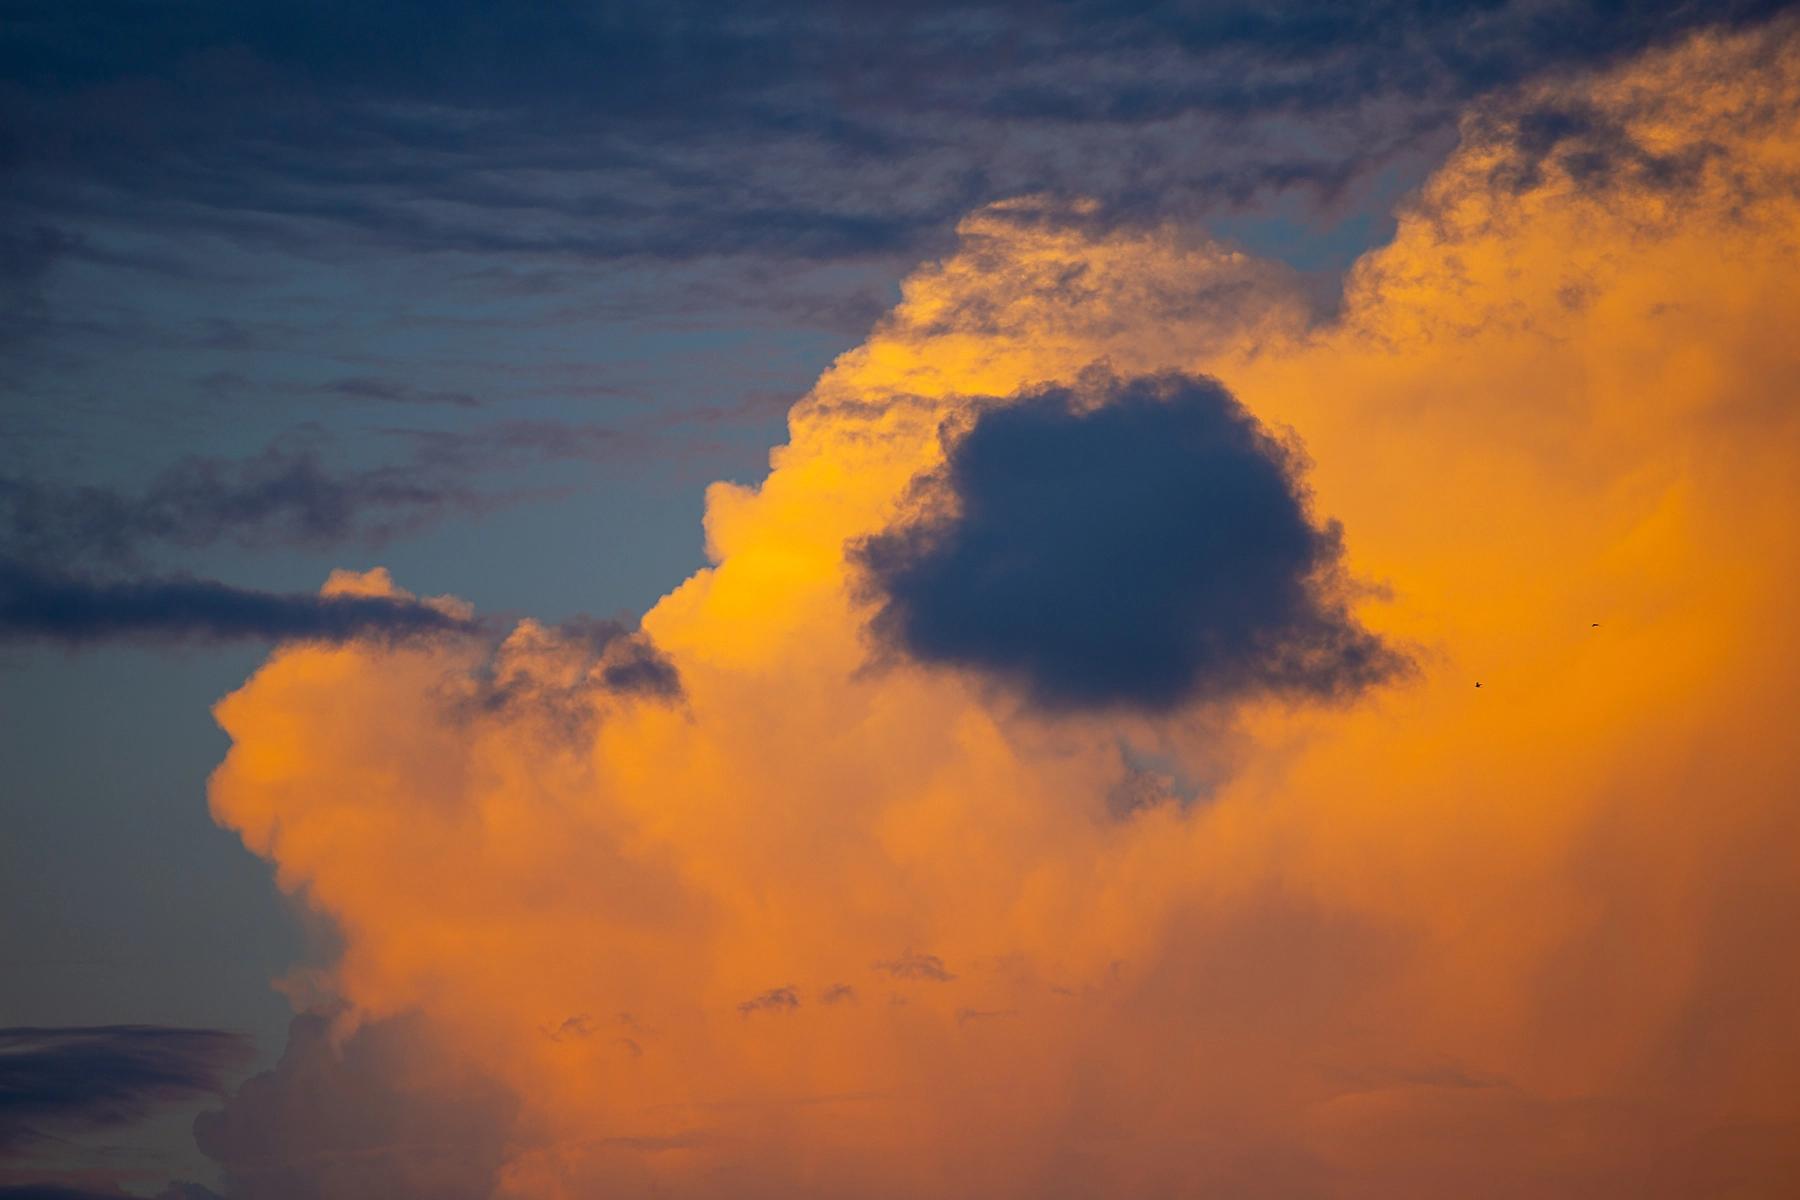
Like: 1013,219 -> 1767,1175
0,1189 -> 219,1200
0,1026 -> 251,1156
0,420 -> 656,574
0,438 -> 483,569
0,560 -> 479,646
854,372 -> 1406,712
3,1 -> 1785,273
0,225 -> 71,351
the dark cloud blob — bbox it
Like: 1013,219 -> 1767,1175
0,560 -> 479,647
2,1 -> 1787,273
193,1014 -> 516,1200
595,642 -> 683,699
855,372 -> 1405,713
0,1026 -> 251,1156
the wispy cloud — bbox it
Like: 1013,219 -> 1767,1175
0,408 -> 700,574
0,436 -> 486,569
737,988 -> 801,1016
0,561 -> 479,646
7,1 -> 1779,279
0,1026 -> 251,1157
870,952 -> 956,982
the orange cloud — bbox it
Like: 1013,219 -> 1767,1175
206,20 -> 1800,1199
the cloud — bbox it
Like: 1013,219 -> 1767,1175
0,1189 -> 205,1200
0,224 -> 73,352
737,988 -> 801,1016
378,420 -> 647,473
0,412 -> 678,575
5,1 -> 1786,285
0,435 -> 488,570
193,21 -> 1800,1200
0,562 -> 479,646
854,371 -> 1406,711
192,1014 -> 515,1200
0,422 -> 670,639
319,377 -> 481,409
455,614 -> 682,737
0,1187 -> 221,1200
869,953 -> 957,983
0,1027 -> 250,1157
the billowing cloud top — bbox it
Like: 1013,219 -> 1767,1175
196,21 -> 1800,1200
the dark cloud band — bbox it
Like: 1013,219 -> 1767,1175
0,442 -> 481,570
0,420 -> 646,572
0,1026 -> 251,1156
4,1 -> 1787,276
0,560 -> 478,646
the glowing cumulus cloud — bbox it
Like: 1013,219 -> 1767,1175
205,22 -> 1800,1200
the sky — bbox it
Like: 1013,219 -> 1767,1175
3,3 -> 1800,1198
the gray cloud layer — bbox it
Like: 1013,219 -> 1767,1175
0,1026 -> 251,1157
0,560 -> 479,646
5,1 -> 1788,280
192,1015 -> 515,1200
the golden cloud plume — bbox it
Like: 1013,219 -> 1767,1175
207,20 -> 1800,1199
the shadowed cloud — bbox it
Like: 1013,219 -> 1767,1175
0,1026 -> 251,1157
4,1 -> 1788,282
854,371 -> 1406,712
737,988 -> 801,1016
0,561 -> 479,647
0,440 -> 485,570
192,1014 -> 516,1200
870,953 -> 957,982
0,417 -> 657,572
456,613 -> 683,738
0,1188 -> 221,1200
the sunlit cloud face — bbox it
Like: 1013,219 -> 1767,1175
202,20 -> 1800,1200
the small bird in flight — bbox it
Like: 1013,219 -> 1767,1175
1475,682 -> 1482,688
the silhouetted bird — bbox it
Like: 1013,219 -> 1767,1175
1475,682 -> 1482,688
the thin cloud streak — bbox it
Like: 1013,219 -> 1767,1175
0,561 -> 479,647
0,1026 -> 251,1156
0,440 -> 485,569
